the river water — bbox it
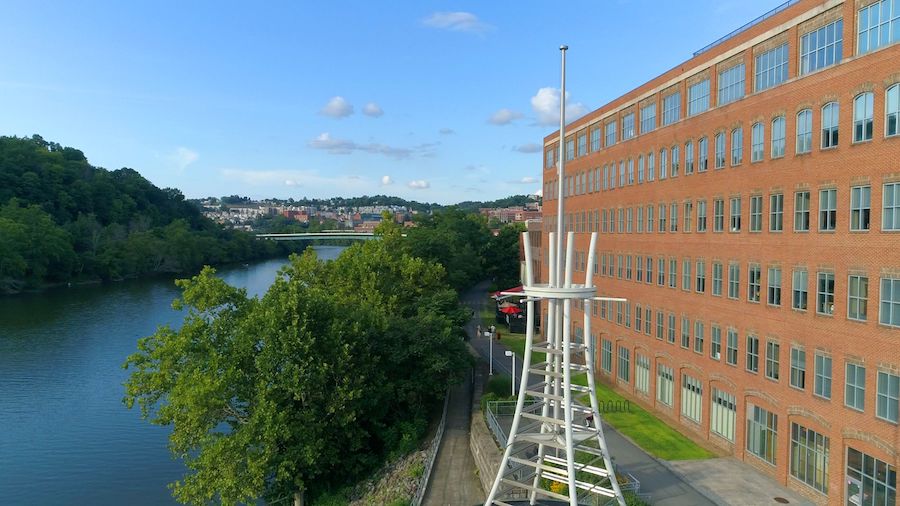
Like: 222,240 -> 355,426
0,246 -> 345,505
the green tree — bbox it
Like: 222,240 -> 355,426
484,222 -> 526,290
124,238 -> 470,505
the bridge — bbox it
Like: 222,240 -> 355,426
255,231 -> 376,241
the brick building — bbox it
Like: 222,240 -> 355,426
540,0 -> 900,503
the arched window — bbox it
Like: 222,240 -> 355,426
853,92 -> 874,142
822,102 -> 839,148
886,84 -> 899,137
751,122 -> 764,162
771,116 -> 786,158
731,127 -> 743,165
796,109 -> 812,154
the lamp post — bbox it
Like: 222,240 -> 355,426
505,350 -> 515,396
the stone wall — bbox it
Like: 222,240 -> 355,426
469,362 -> 502,495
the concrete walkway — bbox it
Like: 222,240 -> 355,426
421,282 -> 491,506
665,458 -> 813,506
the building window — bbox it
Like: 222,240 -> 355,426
682,321 -> 691,352
635,354 -> 650,394
681,374 -> 703,423
751,122 -> 764,162
767,266 -> 782,306
645,307 -> 652,335
694,320 -> 704,353
884,183 -> 900,230
663,92 -> 681,126
667,313 -> 676,343
696,260 -> 706,294
658,203 -> 667,232
766,341 -> 780,381
683,201 -> 693,232
795,191 -> 811,232
685,140 -> 694,174
670,202 -> 678,232
881,277 -> 900,327
577,133 -> 587,157
819,188 -> 837,231
648,151 -> 655,181
755,43 -> 789,92
854,92 -> 874,142
729,196 -> 742,232
749,264 -> 761,303
771,116 -> 786,158
814,353 -> 832,399
817,272 -> 835,315
698,136 -> 709,171
877,371 -> 900,423
622,112 -> 635,141
728,263 -> 740,299
627,159 -> 635,185
646,204 -> 654,232
770,194 -> 784,232
800,18 -> 843,75
566,138 -> 575,161
669,259 -> 678,289
711,324 -> 722,359
846,362 -> 866,411
711,388 -> 736,441
697,200 -> 707,232
656,311 -> 664,339
545,149 -> 555,168
682,259 -> 692,291
660,148 -> 668,179
605,121 -> 617,147
731,127 -> 743,165
747,403 -> 777,465
712,262 -> 723,296
790,347 -> 806,390
618,346 -> 631,383
848,275 -> 869,322
601,339 -> 613,373
793,269 -> 809,311
590,127 -> 601,152
718,63 -> 746,106
713,199 -> 725,232
796,109 -> 812,154
726,328 -> 739,365
657,364 -> 674,406
747,334 -> 760,373
602,166 -> 609,191
640,102 -> 656,134
888,84 -> 900,137
667,145 -> 678,178
790,423 -> 829,493
822,101 -> 839,148
658,258 -> 666,286
714,132 -> 726,169
688,78 -> 710,116
857,0 -> 900,54
846,448 -> 897,505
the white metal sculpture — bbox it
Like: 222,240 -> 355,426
484,46 -> 627,506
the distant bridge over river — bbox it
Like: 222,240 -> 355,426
255,231 -> 376,241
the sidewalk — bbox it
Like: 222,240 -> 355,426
421,282 -> 491,506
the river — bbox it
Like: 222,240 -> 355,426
0,246 -> 346,505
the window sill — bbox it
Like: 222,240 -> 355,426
820,145 -> 838,151
851,139 -> 873,146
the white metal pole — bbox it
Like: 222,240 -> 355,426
556,45 -> 567,289
511,354 -> 516,396
489,332 -> 493,376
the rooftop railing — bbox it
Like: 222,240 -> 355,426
693,0 -> 799,57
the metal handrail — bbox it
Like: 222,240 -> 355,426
411,390 -> 451,506
693,0 -> 799,57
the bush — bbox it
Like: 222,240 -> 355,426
485,374 -> 512,397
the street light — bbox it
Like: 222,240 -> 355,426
489,328 -> 494,376
505,350 -> 515,396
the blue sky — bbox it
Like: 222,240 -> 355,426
0,1 -> 787,204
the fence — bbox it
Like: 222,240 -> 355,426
410,389 -> 451,506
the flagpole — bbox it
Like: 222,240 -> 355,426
556,45 -> 567,290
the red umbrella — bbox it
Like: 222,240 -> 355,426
499,306 -> 522,315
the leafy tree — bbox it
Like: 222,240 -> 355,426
484,222 -> 526,290
124,233 -> 471,505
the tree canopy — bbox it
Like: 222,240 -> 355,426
0,135 -> 285,292
123,222 -> 472,505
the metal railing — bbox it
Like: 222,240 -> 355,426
693,0 -> 799,57
411,390 -> 451,506
485,400 -> 542,447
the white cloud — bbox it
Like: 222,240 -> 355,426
488,108 -> 524,126
407,180 -> 430,189
308,133 -> 437,159
284,179 -> 300,187
530,87 -> 588,126
168,147 -> 198,171
439,127 -> 455,135
508,176 -> 538,184
513,142 -> 542,153
222,169 -> 370,192
381,175 -> 393,186
422,11 -> 491,33
319,96 -> 353,118
363,102 -> 384,117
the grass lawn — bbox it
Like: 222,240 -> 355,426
481,294 -> 713,461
